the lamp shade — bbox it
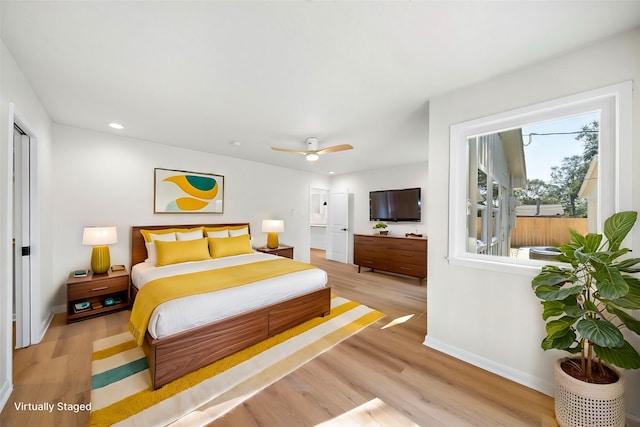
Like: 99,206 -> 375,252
262,220 -> 284,233
82,226 -> 118,246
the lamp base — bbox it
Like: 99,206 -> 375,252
91,245 -> 111,274
266,232 -> 279,249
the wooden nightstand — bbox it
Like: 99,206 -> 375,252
66,268 -> 130,323
256,244 -> 294,259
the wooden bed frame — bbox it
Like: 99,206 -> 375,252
130,223 -> 331,390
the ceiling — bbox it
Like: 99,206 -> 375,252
2,1 -> 640,175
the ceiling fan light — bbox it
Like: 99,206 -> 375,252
306,153 -> 319,162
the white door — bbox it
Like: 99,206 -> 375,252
13,125 -> 30,348
326,191 -> 349,263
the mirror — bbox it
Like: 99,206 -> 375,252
466,113 -> 600,260
310,188 -> 328,226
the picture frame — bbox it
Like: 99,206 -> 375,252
154,168 -> 224,214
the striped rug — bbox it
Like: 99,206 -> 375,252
90,296 -> 384,427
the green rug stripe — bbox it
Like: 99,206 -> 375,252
91,357 -> 149,390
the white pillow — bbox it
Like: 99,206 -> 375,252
206,230 -> 229,238
176,229 -> 204,241
150,232 -> 176,242
145,232 -> 177,264
229,227 -> 249,237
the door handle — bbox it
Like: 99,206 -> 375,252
341,228 -> 348,231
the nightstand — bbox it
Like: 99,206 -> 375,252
66,268 -> 130,323
256,244 -> 294,259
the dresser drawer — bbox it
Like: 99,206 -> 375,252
354,235 -> 379,247
388,249 -> 427,267
386,237 -> 427,252
386,261 -> 426,278
67,275 -> 129,300
354,256 -> 388,270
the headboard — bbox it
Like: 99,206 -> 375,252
130,223 -> 251,267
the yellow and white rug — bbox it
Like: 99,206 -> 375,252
90,296 -> 384,427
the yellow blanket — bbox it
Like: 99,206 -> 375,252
128,258 -> 318,346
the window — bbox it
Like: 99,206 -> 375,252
448,82 -> 632,273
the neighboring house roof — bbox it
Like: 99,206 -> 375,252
515,204 -> 564,217
498,129 -> 527,189
578,156 -> 598,199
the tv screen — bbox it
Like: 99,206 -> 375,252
369,188 -> 421,222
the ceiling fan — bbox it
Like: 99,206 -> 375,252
271,137 -> 353,162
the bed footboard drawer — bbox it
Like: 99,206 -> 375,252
268,287 -> 331,335
151,312 -> 270,388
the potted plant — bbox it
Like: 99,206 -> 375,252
373,221 -> 388,235
531,211 -> 640,427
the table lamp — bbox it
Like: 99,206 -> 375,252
262,220 -> 284,249
82,226 -> 118,274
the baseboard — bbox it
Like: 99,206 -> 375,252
423,335 -> 555,396
33,309 -> 56,345
627,414 -> 640,427
0,379 -> 13,412
424,336 -> 640,424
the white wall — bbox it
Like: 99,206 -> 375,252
330,162 -> 428,263
0,42 -> 54,409
50,125 -> 330,308
426,28 -> 640,420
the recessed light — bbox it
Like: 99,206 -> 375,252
230,140 -> 241,147
108,123 -> 124,130
328,171 -> 335,175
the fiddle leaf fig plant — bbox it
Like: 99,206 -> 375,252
531,211 -> 640,380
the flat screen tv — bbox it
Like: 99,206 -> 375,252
369,187 -> 421,222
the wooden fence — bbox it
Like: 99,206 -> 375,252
511,217 -> 588,247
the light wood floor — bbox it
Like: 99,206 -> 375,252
1,249 -> 557,426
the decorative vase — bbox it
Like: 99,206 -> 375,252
554,358 -> 625,427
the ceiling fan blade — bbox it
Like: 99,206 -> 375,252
271,146 -> 309,155
316,144 -> 354,155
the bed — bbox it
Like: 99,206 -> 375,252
129,223 -> 331,390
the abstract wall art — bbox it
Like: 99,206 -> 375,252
154,168 -> 224,213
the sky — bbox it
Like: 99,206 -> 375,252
521,112 -> 599,182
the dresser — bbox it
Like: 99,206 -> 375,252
354,234 -> 427,284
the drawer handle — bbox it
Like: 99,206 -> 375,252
91,286 -> 109,292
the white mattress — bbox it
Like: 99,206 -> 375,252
131,252 -> 328,339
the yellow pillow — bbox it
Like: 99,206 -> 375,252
208,234 -> 253,258
155,238 -> 211,266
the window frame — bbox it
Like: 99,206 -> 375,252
448,82 -> 633,275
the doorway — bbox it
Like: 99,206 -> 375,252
309,188 -> 328,251
326,190 -> 349,263
12,122 -> 32,349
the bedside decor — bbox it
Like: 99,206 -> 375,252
82,226 -> 118,274
154,168 -> 224,213
262,219 -> 284,249
66,268 -> 129,323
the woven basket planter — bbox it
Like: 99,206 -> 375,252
554,358 -> 625,427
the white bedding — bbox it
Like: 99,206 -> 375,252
131,252 -> 328,339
